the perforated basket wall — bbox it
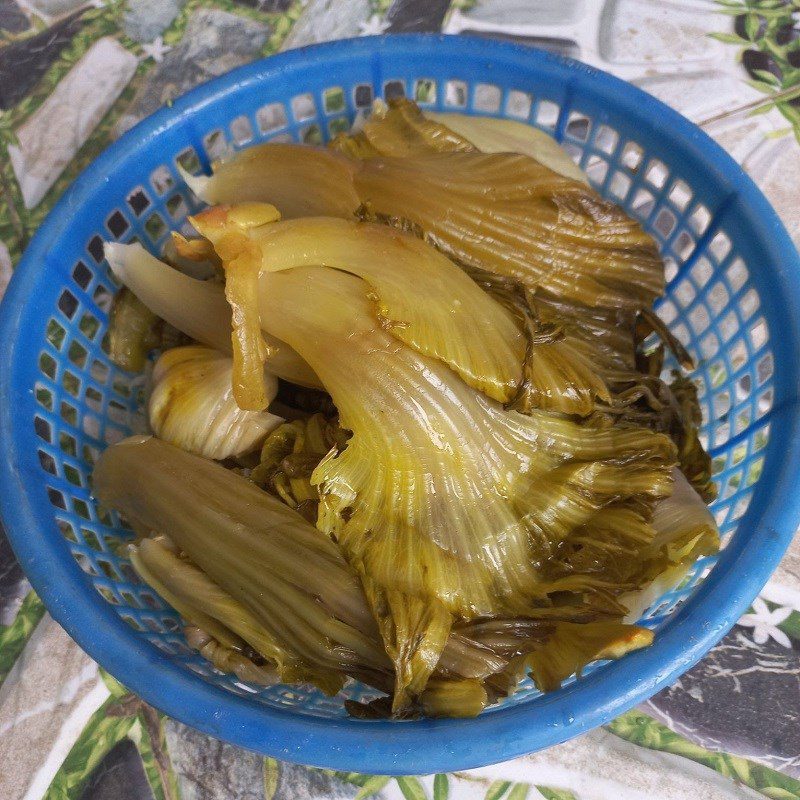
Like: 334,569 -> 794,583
3,37 -> 799,773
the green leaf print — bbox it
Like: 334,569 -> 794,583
42,698 -> 138,800
264,757 -> 281,799
485,781 -> 512,800
536,788 -> 578,800
396,776 -> 429,800
98,667 -> 130,699
607,710 -> 800,799
0,590 -> 46,687
135,706 -> 180,800
506,784 -> 530,800
433,773 -> 450,800
356,776 -> 392,799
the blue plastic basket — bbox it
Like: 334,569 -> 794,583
1,34 -> 799,774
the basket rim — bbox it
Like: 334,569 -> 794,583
1,33 -> 800,774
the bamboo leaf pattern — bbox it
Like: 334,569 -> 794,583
711,0 -> 800,144
433,773 -> 450,800
607,710 -> 800,799
355,776 -> 392,799
485,781 -> 512,800
264,757 -> 281,799
0,590 -> 45,686
396,776 -> 429,800
535,788 -> 578,800
98,667 -> 130,699
42,698 -> 138,800
136,712 -> 170,800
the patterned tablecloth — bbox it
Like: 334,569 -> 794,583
1,1 -> 799,799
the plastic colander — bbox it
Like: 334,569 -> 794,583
1,35 -> 800,775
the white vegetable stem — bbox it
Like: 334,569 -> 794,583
104,242 -> 321,388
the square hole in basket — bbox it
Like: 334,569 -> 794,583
323,86 -> 345,114
674,230 -> 695,261
621,141 -> 643,171
691,256 -> 714,289
46,318 -> 66,350
609,171 -> 631,201
328,117 -> 349,137
740,288 -> 760,320
203,129 -> 228,161
106,210 -> 129,239
566,111 -> 590,142
688,304 -> 711,335
750,316 -> 768,350
108,399 -> 127,426
145,212 -> 167,242
585,155 -> 609,186
535,99 -> 559,130
92,284 -> 113,314
735,372 -> 752,402
38,448 -> 56,474
166,193 -> 188,220
40,352 -> 57,380
384,80 -> 405,100
474,83 -> 501,113
757,353 -> 773,385
725,257 -> 749,293
735,406 -> 752,435
700,331 -> 719,360
176,147 -> 201,175
35,383 -> 53,411
757,387 -> 774,417
126,187 -> 150,217
60,400 -> 78,427
90,359 -> 109,385
354,83 -> 373,108
595,124 -> 619,155
64,463 -> 84,487
72,261 -> 93,291
728,339 -> 748,373
58,290 -> 78,320
414,79 -> 436,105
689,203 -> 711,236
87,235 -> 104,263
707,281 -> 730,315
710,230 -> 732,261
85,386 -> 102,412
719,311 -> 738,344
62,369 -> 80,398
257,102 -> 288,134
34,415 -> 52,443
48,486 -> 67,510
150,165 -> 174,196
68,340 -> 88,369
654,207 -> 677,239
631,187 -> 655,220
60,428 -> 78,456
444,79 -> 467,108
301,124 -> 322,145
83,413 -> 101,440
658,298 -> 677,325
506,89 -> 532,119
645,158 -> 668,189
708,359 -> 727,389
668,179 -> 693,211
291,93 -> 316,122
